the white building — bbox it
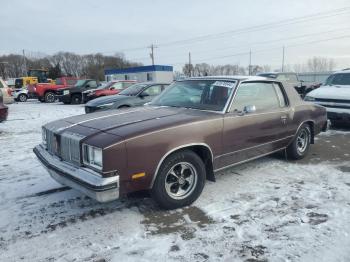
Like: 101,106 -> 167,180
105,65 -> 174,83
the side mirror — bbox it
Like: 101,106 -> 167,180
85,85 -> 90,88
110,87 -> 115,90
243,105 -> 256,114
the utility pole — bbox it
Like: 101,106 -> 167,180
188,52 -> 192,77
22,49 -> 28,76
281,46 -> 285,72
148,44 -> 157,66
248,49 -> 252,75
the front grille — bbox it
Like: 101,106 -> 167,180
315,98 -> 350,104
44,128 -> 84,166
60,132 -> 84,165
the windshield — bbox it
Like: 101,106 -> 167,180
55,78 -> 63,85
96,82 -> 113,90
74,80 -> 86,87
151,80 -> 235,111
325,73 -> 350,86
119,83 -> 148,96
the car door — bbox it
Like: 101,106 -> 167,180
218,81 -> 292,169
137,85 -> 164,105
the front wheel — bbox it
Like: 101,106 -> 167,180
71,94 -> 82,104
151,150 -> 206,209
18,94 -> 28,102
287,124 -> 311,160
44,92 -> 56,103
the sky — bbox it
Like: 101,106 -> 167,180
0,0 -> 350,71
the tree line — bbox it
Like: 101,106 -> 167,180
0,52 -> 142,80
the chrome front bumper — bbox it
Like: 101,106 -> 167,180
33,145 -> 119,202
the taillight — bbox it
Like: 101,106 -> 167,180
7,88 -> 12,96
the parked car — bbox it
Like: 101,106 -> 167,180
0,78 -> 14,104
83,80 -> 137,102
85,82 -> 170,113
34,76 -> 328,209
35,77 -> 79,103
257,72 -> 320,97
305,69 -> 350,123
12,88 -> 31,102
0,90 -> 9,122
56,79 -> 98,104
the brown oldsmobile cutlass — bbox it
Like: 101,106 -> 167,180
34,76 -> 328,209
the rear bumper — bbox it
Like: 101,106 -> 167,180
33,145 -> 119,202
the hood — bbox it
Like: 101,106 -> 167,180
45,106 -> 219,141
307,85 -> 350,100
86,94 -> 129,106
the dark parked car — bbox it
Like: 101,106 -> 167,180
85,82 -> 170,113
257,72 -> 320,97
34,76 -> 328,209
56,79 -> 98,104
0,90 -> 9,122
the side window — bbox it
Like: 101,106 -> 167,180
230,82 -> 282,113
112,83 -> 123,90
0,81 -> 3,88
288,74 -> 298,82
143,85 -> 162,96
332,74 -> 350,85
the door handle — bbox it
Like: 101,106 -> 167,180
281,115 -> 288,124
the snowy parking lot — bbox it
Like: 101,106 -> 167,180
0,101 -> 350,262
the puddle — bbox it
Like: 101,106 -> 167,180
141,206 -> 214,240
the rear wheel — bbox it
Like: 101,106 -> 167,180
44,92 -> 55,103
287,124 -> 311,160
71,94 -> 82,104
151,150 -> 206,209
18,94 -> 27,102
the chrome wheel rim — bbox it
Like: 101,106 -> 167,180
19,95 -> 26,102
165,162 -> 197,200
47,93 -> 55,102
297,128 -> 309,154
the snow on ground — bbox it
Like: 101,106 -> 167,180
0,101 -> 350,262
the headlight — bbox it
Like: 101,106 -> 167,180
83,144 -> 103,170
97,102 -> 114,108
304,96 -> 315,101
42,127 -> 47,147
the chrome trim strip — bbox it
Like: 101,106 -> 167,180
149,143 -> 214,188
213,147 -> 286,172
214,135 -> 294,159
57,107 -> 150,132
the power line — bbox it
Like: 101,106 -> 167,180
98,6 -> 350,54
168,33 -> 350,65
158,7 -> 350,48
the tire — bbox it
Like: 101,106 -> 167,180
71,94 -> 82,104
44,92 -> 55,103
18,94 -> 28,102
151,150 -> 206,209
286,124 -> 311,160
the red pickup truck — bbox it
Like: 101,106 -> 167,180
34,77 -> 79,103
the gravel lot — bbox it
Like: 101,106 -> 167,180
0,101 -> 350,262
